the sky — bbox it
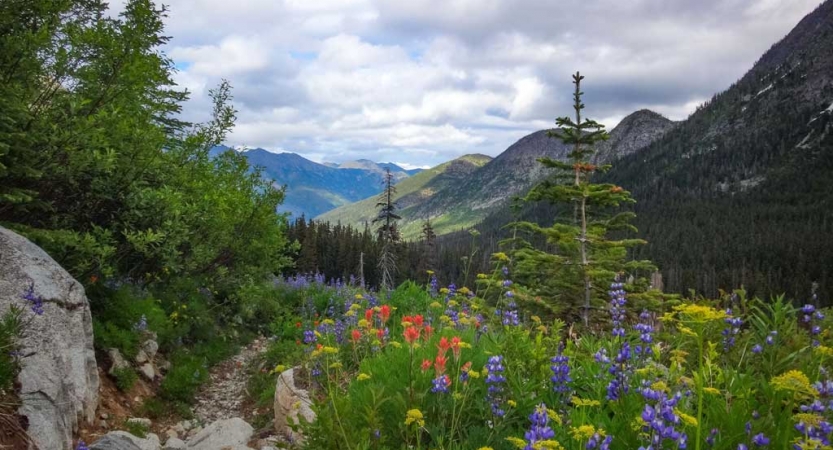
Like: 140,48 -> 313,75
117,0 -> 821,168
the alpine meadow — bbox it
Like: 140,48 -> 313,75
1,1 -> 832,450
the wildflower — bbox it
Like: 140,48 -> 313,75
751,433 -> 770,446
765,331 -> 777,345
485,355 -> 507,417
22,283 -> 44,315
404,409 -> 425,427
421,359 -> 432,372
451,336 -> 463,360
674,303 -> 727,323
424,325 -> 434,339
403,326 -> 420,345
431,374 -> 451,393
434,354 -> 448,374
75,441 -> 90,450
609,278 -> 627,337
438,337 -> 452,354
571,397 -> 601,407
752,344 -> 763,354
365,308 -> 374,323
525,403 -> 557,449
771,370 -> 819,399
550,343 -> 572,399
379,305 -> 391,323
303,330 -> 317,345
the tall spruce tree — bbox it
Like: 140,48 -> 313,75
374,168 -> 400,289
512,72 -> 654,326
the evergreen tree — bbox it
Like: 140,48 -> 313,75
419,217 -> 437,276
512,72 -> 654,326
374,168 -> 401,289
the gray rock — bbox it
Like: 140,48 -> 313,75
163,437 -> 186,450
185,418 -> 253,450
127,417 -> 152,428
138,362 -> 156,380
135,349 -> 149,364
107,348 -> 130,376
0,226 -> 99,450
143,339 -> 159,359
274,367 -> 315,443
90,431 -> 161,450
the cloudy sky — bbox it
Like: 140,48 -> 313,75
137,0 -> 821,168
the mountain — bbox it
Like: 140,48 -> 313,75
316,154 -> 493,236
320,109 -> 675,238
210,147 -> 419,218
464,1 -> 833,302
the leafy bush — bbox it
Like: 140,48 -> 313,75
160,336 -> 236,403
111,367 -> 138,392
0,307 -> 24,393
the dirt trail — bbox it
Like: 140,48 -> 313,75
192,337 -> 269,424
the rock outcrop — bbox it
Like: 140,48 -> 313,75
274,367 -> 315,443
185,417 -> 253,450
89,431 -> 161,450
0,226 -> 99,450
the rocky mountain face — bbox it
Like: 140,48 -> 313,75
210,147 -> 417,218
325,108 -> 674,238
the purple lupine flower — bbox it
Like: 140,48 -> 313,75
431,374 -> 451,394
606,342 -> 631,401
485,355 -> 507,417
722,310 -> 743,351
523,403 -> 555,449
609,279 -> 627,338
22,283 -> 44,315
303,329 -> 317,345
752,344 -> 763,354
638,387 -> 687,450
634,310 -> 655,357
501,302 -> 520,326
75,441 -> 90,450
751,433 -> 770,446
429,274 -> 439,297
550,342 -> 571,398
706,428 -> 718,446
765,331 -> 777,345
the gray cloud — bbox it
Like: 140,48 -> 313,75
147,0 -> 822,166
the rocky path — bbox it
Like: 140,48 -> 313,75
193,337 -> 269,424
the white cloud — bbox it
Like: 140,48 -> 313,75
151,0 -> 822,167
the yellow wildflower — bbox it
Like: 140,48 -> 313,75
321,346 -> 339,355
505,437 -> 527,449
651,381 -> 669,393
430,301 -> 443,309
703,387 -> 721,395
571,397 -> 601,407
272,364 -> 287,374
440,315 -> 452,324
492,252 -> 510,262
507,399 -> 517,407
468,369 -> 480,379
354,294 -> 363,300
673,303 -> 727,323
459,317 -> 471,326
322,319 -> 335,325
771,370 -> 819,399
440,288 -> 450,295
676,409 -> 698,427
814,346 -> 833,357
793,413 -> 825,428
426,270 -> 434,275
345,310 -> 356,317
329,362 -> 342,369
476,273 -> 488,279
531,315 -> 542,324
570,425 -> 601,441
546,408 -> 563,425
350,303 -> 362,310
533,441 -> 565,450
404,409 -> 425,427
458,287 -> 471,295
448,300 -> 459,307
677,325 -> 697,336
357,373 -> 371,381
358,319 -> 369,328
314,330 -> 322,338
477,447 -> 494,450
390,341 -> 402,349
453,392 -> 463,401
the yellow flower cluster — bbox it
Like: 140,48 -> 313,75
673,303 -> 727,323
570,425 -> 603,441
311,346 -> 339,358
404,409 -> 425,427
356,373 -> 371,381
570,397 -> 601,407
675,409 -> 698,427
771,370 -> 819,399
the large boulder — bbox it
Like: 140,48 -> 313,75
274,367 -> 315,443
90,431 -> 161,450
0,227 -> 99,450
185,417 -> 253,450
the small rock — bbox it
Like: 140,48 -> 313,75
143,339 -> 159,359
138,362 -> 156,380
172,423 -> 186,435
275,367 -> 316,443
127,417 -> 152,428
107,348 -> 131,375
185,418 -> 253,450
90,431 -> 161,450
158,358 -> 172,373
163,437 -> 186,450
100,412 -> 109,420
165,429 -> 178,440
135,349 -> 149,364
99,420 -> 108,428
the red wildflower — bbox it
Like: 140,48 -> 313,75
434,354 -> 448,374
365,309 -> 374,323
413,315 -> 424,327
424,325 -> 434,339
421,359 -> 432,372
403,326 -> 420,345
351,329 -> 361,343
451,336 -> 462,360
379,305 -> 391,323
295,322 -> 302,328
438,337 -> 451,355
377,328 -> 385,340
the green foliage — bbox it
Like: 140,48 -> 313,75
112,367 -> 138,392
510,73 -> 658,326
94,321 -> 140,360
122,419 -> 149,439
0,307 -> 24,394
160,337 -> 236,403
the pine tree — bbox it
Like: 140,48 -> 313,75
512,72 -> 655,326
420,217 -> 437,276
374,168 -> 401,289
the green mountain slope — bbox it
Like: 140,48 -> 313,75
316,154 -> 493,234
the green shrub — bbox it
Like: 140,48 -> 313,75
93,321 -> 140,359
111,367 -> 137,392
122,419 -> 149,438
160,336 -> 237,403
0,307 -> 24,393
